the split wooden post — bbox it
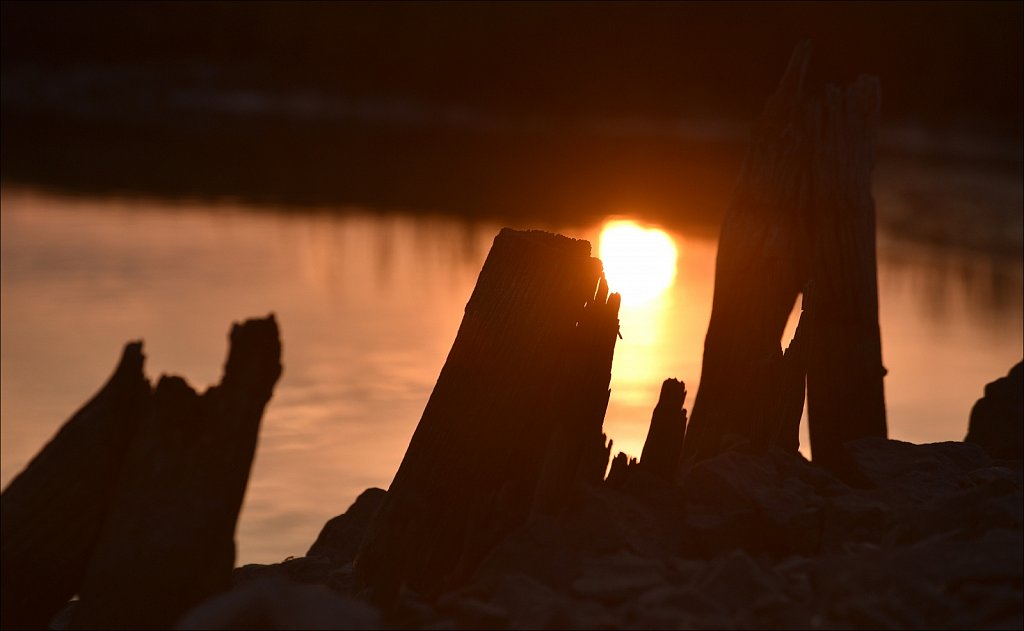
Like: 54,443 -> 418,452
70,316 -> 282,630
678,43 -> 887,472
354,229 -> 620,603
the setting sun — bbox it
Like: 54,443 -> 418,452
598,220 -> 678,306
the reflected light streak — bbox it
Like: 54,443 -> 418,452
597,219 -> 684,459
599,220 -> 678,306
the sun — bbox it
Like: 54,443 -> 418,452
598,220 -> 678,306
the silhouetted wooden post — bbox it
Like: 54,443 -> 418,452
70,316 -> 282,630
805,77 -> 887,468
678,44 -> 887,470
355,229 -> 619,603
639,379 -> 687,477
532,277 -> 621,515
0,344 -> 151,630
679,43 -> 814,466
605,451 -> 637,486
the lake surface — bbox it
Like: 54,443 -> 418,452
2,185 -> 1021,565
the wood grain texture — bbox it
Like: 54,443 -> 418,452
354,228 -> 618,602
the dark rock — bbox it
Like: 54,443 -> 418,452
482,571 -> 578,630
966,361 -> 1024,460
635,584 -> 721,618
175,576 -> 380,630
238,439 -> 1021,630
678,450 -> 825,557
442,596 -> 508,629
809,528 -> 1022,630
692,550 -> 785,612
281,556 -> 335,584
819,491 -> 893,551
846,438 -> 993,502
571,552 -> 666,604
308,488 -> 387,565
232,561 -> 288,586
845,438 -> 1010,527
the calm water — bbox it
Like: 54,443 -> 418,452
2,186 -> 1021,565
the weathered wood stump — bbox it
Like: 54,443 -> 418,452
0,344 -> 151,630
639,379 -> 687,478
70,315 -> 282,630
805,77 -> 887,470
605,451 -> 637,486
679,43 -> 887,472
679,43 -> 815,466
532,277 -> 621,515
354,229 -> 620,603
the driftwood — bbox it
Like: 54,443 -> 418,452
639,379 -> 687,478
0,344 -> 151,630
70,316 -> 282,630
679,43 -> 887,471
354,229 -> 620,603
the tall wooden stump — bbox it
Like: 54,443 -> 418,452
678,43 -> 887,472
805,77 -> 887,468
679,43 -> 814,466
70,316 -> 282,630
355,229 -> 620,603
0,344 -> 151,630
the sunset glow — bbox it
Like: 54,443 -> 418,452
598,220 -> 678,306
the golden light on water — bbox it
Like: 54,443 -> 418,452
3,189 -> 1021,564
599,220 -> 678,306
598,218 -> 685,460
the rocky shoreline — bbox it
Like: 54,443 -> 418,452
177,362 -> 1022,630
207,433 -> 1021,629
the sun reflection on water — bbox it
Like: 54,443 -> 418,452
598,219 -> 678,306
596,218 -> 688,458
